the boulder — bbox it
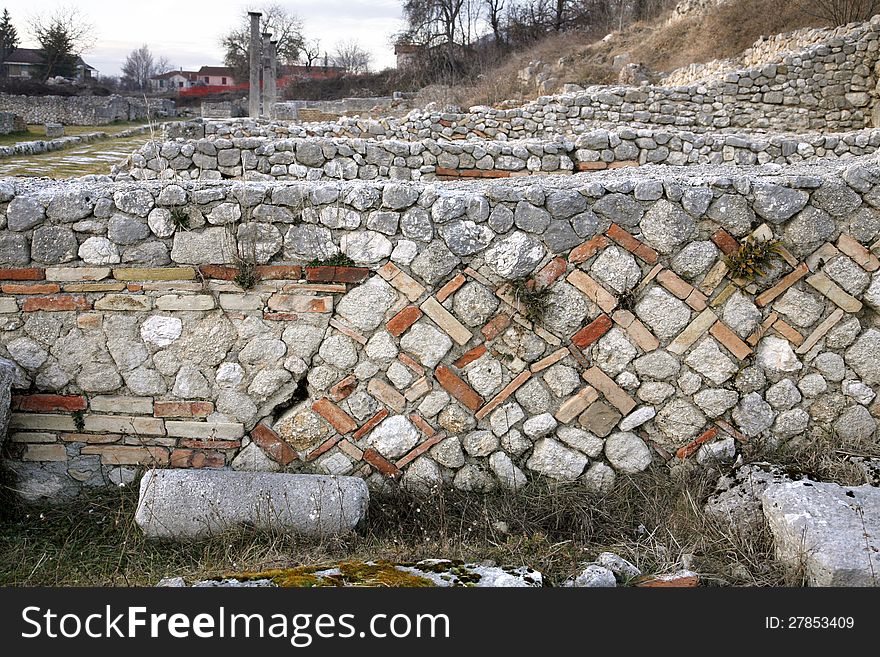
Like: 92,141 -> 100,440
761,480 -> 880,586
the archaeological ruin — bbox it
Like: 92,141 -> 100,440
1,11 -> 879,586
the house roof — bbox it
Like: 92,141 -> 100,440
5,47 -> 44,64
151,70 -> 199,81
197,66 -> 235,77
5,47 -> 95,70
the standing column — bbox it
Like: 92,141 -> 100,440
261,32 -> 272,117
248,11 -> 262,118
266,40 -> 278,119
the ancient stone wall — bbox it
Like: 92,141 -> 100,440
0,164 -> 878,502
118,126 -> 880,182
0,94 -> 176,126
0,112 -> 26,135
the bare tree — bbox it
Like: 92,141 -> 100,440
121,45 -> 175,91
301,38 -> 321,68
792,0 -> 880,24
28,6 -> 95,80
334,39 -> 372,74
221,3 -> 305,80
484,0 -> 506,46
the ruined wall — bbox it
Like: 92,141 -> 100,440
117,127 -> 880,183
0,94 -> 176,126
0,164 -> 879,502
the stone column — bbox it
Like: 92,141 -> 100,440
248,12 -> 262,118
266,40 -> 278,119
261,32 -> 273,118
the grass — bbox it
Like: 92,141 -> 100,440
508,278 -> 551,323
307,253 -> 356,267
0,120 -> 155,148
0,467 -> 796,587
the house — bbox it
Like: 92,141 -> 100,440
3,47 -> 96,80
196,66 -> 236,87
150,70 -> 199,92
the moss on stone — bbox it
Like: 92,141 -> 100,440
227,561 -> 437,588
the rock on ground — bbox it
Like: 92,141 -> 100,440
135,470 -> 368,540
760,479 -> 880,587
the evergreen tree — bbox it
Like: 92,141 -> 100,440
0,9 -> 19,78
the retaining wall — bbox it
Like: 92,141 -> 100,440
0,95 -> 176,126
117,127 -> 880,182
0,163 -> 878,502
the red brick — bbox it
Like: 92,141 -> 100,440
262,312 -> 300,322
13,394 -> 87,413
362,448 -> 401,478
127,284 -> 143,292
533,257 -> 568,289
352,409 -> 389,441
312,398 -> 358,435
435,365 -> 483,411
481,313 -> 511,341
251,423 -> 297,465
305,434 -> 342,461
475,371 -> 532,420
453,344 -> 487,369
22,295 -> 90,312
0,267 -> 45,281
608,160 -> 639,169
170,449 -> 225,469
387,305 -> 423,337
635,574 -> 700,588
409,413 -> 436,437
199,265 -> 239,280
396,434 -> 445,469
435,273 -> 467,302
709,321 -> 752,360
305,266 -> 369,284
607,224 -> 643,255
255,265 -> 302,280
398,352 -> 425,375
571,314 -> 613,348
711,229 -> 740,256
675,427 -> 718,460
576,161 -> 608,171
153,401 -> 214,418
179,439 -> 241,449
435,167 -> 461,178
367,379 -> 405,413
1,283 -> 60,295
267,294 -> 332,313
569,235 -> 608,265
329,374 -> 358,402
656,269 -> 693,300
755,263 -> 809,307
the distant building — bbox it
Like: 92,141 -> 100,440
197,66 -> 237,87
150,70 -> 199,92
394,43 -> 419,70
3,47 -> 96,80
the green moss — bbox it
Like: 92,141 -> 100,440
307,253 -> 356,267
228,561 -> 437,588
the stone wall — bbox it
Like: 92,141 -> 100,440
116,125 -> 880,183
274,97 -> 396,121
0,94 -> 176,126
0,112 -> 26,135
0,162 -> 878,502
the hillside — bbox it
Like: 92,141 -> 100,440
444,0 -> 824,108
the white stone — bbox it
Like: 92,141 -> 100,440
605,432 -> 652,473
757,336 -> 803,375
140,316 -> 182,347
367,415 -> 420,459
526,438 -> 588,481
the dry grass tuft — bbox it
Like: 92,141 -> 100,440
0,466 -> 794,587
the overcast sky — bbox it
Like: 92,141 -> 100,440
2,0 -> 405,76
